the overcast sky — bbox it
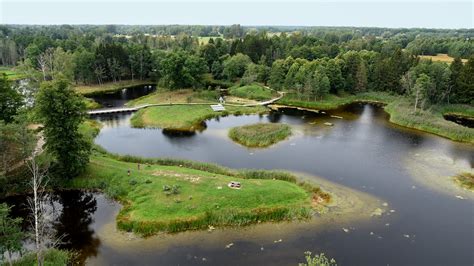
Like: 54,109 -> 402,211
1,0 -> 473,29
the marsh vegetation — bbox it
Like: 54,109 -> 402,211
228,123 -> 292,147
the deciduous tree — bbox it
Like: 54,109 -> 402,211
35,79 -> 91,178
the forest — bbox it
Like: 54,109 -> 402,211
1,24 -> 473,106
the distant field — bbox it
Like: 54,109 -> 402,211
0,66 -> 25,80
419,54 -> 468,64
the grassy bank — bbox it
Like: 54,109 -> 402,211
130,104 -> 268,131
229,84 -> 278,101
452,172 -> 474,191
126,89 -> 219,107
63,151 -> 329,235
384,100 -> 474,143
277,92 -> 474,143
229,123 -> 292,148
75,80 -> 154,96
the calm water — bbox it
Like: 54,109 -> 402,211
3,87 -> 474,265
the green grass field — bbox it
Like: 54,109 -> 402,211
229,123 -> 292,148
229,84 -> 278,101
75,80 -> 154,96
63,152 -> 327,235
130,104 -> 268,131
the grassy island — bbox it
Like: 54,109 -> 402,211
65,151 -> 329,236
453,172 -> 474,191
130,104 -> 268,131
228,123 -> 292,148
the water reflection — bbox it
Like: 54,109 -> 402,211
1,191 -> 104,265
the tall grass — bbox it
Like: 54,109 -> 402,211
117,205 -> 312,236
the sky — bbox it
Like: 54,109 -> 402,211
0,0 -> 473,29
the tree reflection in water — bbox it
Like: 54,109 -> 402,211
53,191 -> 100,264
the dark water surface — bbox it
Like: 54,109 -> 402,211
3,88 -> 474,265
90,84 -> 156,109
444,114 -> 474,128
